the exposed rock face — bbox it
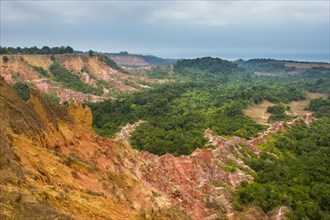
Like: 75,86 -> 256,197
0,77 -> 173,219
68,100 -> 93,126
0,77 -> 314,219
139,149 -> 252,219
0,54 -> 163,103
115,120 -> 144,142
270,206 -> 291,220
108,54 -> 150,66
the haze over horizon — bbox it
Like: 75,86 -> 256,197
1,0 -> 329,62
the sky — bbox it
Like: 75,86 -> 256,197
1,0 -> 329,61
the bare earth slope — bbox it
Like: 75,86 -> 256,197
108,54 -> 150,67
0,55 -> 160,102
0,77 -> 313,219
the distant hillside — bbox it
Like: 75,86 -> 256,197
107,52 -> 178,67
234,58 -> 330,75
175,57 -> 239,75
0,54 -> 165,102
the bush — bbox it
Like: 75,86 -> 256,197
266,105 -> 286,114
2,56 -> 9,63
32,66 -> 49,77
268,113 -> 291,123
42,92 -> 61,105
12,82 -> 30,101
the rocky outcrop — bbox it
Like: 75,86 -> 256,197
68,100 -> 93,126
139,148 -> 253,219
0,77 -> 190,219
108,54 -> 150,66
270,206 -> 291,220
115,120 -> 144,142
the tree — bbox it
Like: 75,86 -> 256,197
41,46 -> 51,54
266,105 -> 286,114
88,50 -> 94,57
0,47 -> 11,54
65,46 -> 74,54
2,56 -> 9,63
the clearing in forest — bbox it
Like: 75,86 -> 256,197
244,92 -> 328,124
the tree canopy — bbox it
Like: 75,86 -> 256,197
0,46 -> 74,55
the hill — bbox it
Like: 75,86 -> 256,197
234,58 -> 330,75
0,54 -> 166,103
107,52 -> 178,67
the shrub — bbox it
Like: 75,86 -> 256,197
12,82 -> 30,101
42,92 -> 61,105
32,66 -> 49,77
266,104 -> 286,114
2,56 -> 9,63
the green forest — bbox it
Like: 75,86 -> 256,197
0,46 -> 74,54
233,101 -> 330,219
88,57 -> 328,156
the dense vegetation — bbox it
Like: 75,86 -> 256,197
144,66 -> 174,79
175,57 -> 238,76
232,93 -> 330,218
0,46 -> 74,55
296,68 -> 330,93
233,115 -> 330,219
49,62 -> 103,96
88,57 -> 315,156
306,97 -> 330,118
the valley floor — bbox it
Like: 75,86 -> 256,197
243,92 -> 328,123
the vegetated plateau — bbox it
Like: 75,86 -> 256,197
1,46 -> 329,219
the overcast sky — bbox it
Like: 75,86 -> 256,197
1,0 -> 329,61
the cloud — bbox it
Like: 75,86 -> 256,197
146,1 -> 329,27
2,1 -> 328,27
1,1 -> 153,26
